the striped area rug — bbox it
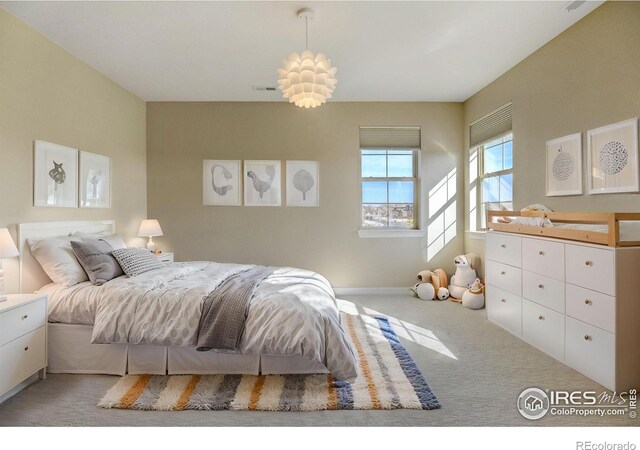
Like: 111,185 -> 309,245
97,314 -> 440,411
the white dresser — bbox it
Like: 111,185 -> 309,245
0,294 -> 47,400
486,231 -> 640,391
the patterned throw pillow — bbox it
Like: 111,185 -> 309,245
111,247 -> 164,277
71,239 -> 124,286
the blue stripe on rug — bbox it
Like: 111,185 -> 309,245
334,379 -> 354,410
375,316 -> 440,410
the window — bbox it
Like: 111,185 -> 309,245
469,133 -> 513,230
360,149 -> 418,229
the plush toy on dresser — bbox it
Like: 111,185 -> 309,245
448,253 -> 480,300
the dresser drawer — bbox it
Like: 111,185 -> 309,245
0,326 -> 46,395
566,245 -> 615,296
565,317 -> 615,389
485,260 -> 521,296
522,299 -> 565,361
566,284 -> 615,333
486,285 -> 522,336
0,298 -> 47,347
486,232 -> 521,267
522,270 -> 565,314
522,238 -> 564,281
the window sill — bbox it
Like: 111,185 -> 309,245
465,230 -> 486,240
358,229 -> 425,239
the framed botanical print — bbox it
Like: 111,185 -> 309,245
286,160 -> 319,206
80,151 -> 111,208
587,118 -> 639,194
546,133 -> 582,196
34,140 -> 78,207
244,160 -> 281,206
203,160 -> 242,206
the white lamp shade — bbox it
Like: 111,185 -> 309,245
138,219 -> 163,238
0,228 -> 19,258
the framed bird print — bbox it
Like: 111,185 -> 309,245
244,160 -> 281,206
34,140 -> 78,207
203,160 -> 242,206
80,151 -> 111,208
286,160 -> 319,206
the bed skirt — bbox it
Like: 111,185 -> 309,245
47,323 -> 330,376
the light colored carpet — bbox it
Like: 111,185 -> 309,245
0,294 -> 635,426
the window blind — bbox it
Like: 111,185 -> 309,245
469,103 -> 512,148
359,126 -> 421,149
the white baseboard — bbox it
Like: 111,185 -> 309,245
333,287 -> 409,296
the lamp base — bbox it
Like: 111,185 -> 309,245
146,237 -> 156,252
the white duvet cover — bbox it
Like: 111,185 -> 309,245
41,262 -> 358,381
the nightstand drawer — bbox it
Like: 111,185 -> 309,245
0,327 -> 46,395
0,298 -> 46,347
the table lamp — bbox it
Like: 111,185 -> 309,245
0,228 -> 19,302
138,219 -> 163,252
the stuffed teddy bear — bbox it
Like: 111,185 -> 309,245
412,268 -> 449,300
462,278 -> 485,310
448,253 -> 480,300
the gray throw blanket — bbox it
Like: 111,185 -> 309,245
196,266 -> 274,352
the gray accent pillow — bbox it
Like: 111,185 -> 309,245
71,239 -> 124,286
111,247 -> 164,277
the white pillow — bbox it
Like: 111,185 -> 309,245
27,236 -> 88,287
74,232 -> 127,250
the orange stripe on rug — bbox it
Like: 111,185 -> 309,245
248,376 -> 266,411
119,374 -> 152,409
173,375 -> 201,411
327,375 -> 338,410
346,315 -> 381,409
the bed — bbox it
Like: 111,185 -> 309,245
17,221 -> 358,380
487,210 -> 640,247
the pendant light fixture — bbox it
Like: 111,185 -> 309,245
277,8 -> 337,109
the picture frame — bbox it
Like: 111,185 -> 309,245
587,118 -> 639,195
33,140 -> 78,208
545,133 -> 582,196
203,160 -> 242,206
79,151 -> 111,208
286,160 -> 319,207
244,160 -> 281,206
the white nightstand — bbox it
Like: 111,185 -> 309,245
0,294 -> 48,401
154,252 -> 174,263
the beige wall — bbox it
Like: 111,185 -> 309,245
463,2 -> 640,265
147,102 -> 464,287
0,8 -> 147,290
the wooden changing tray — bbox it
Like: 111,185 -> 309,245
487,211 -> 640,247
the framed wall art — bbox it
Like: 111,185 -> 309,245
244,160 -> 281,206
286,160 -> 319,207
80,151 -> 111,208
587,118 -> 639,195
203,160 -> 242,206
545,133 -> 582,196
34,140 -> 78,207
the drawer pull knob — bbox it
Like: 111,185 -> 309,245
501,244 -> 506,248
584,299 -> 591,305
22,314 -> 28,320
538,284 -> 544,289
500,271 -> 506,275
538,251 -> 544,256
538,315 -> 544,320
501,299 -> 506,303
584,335 -> 591,341
585,260 -> 593,266
24,346 -> 29,351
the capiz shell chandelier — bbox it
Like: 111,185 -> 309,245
277,8 -> 337,109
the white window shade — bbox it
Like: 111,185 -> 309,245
469,103 -> 513,148
360,127 -> 421,149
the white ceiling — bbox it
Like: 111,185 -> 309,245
1,1 -> 603,102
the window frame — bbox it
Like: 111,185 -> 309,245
469,131 -> 514,231
359,148 -> 421,231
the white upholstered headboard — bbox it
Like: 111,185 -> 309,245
16,220 -> 115,294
